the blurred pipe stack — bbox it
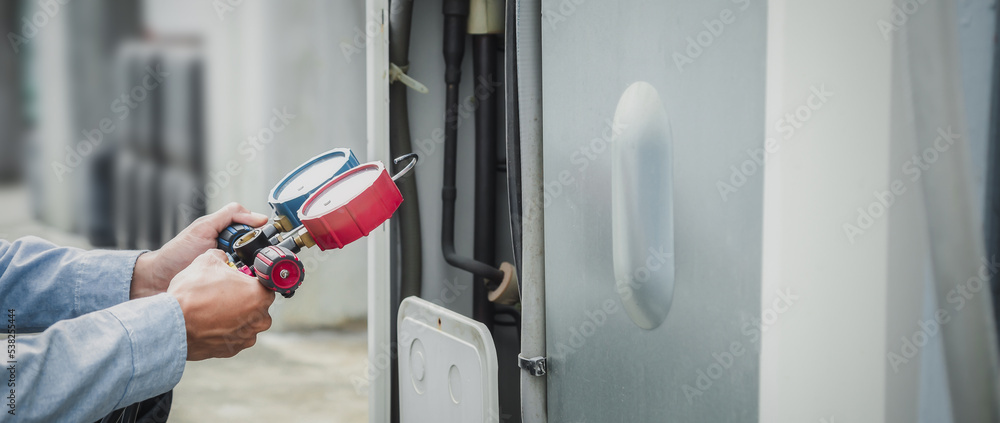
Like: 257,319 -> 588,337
8,0 -> 207,249
0,3 -> 22,182
111,40 -> 206,250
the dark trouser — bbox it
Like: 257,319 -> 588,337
95,391 -> 172,423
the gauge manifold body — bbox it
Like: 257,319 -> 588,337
232,228 -> 273,265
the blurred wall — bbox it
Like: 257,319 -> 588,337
24,0 -> 78,230
190,0 -> 371,329
15,0 -> 373,329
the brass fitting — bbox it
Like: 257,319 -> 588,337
294,231 -> 316,249
272,215 -> 294,233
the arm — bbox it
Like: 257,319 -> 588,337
0,237 -> 139,332
11,249 -> 275,421
0,202 -> 269,332
12,294 -> 186,422
1,203 -> 272,419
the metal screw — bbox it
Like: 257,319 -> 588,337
280,269 -> 290,279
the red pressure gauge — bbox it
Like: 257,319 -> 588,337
298,157 -> 412,251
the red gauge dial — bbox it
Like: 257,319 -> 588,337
298,161 -> 403,251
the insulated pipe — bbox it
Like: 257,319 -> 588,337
472,33 -> 499,330
516,0 -> 547,421
441,0 -> 507,288
389,0 -> 422,301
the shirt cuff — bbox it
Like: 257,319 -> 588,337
75,249 -> 146,316
106,293 -> 187,406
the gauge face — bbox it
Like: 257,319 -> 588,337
300,165 -> 382,218
272,153 -> 353,202
268,148 -> 360,227
298,161 -> 402,251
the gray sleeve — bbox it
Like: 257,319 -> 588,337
0,237 -> 143,332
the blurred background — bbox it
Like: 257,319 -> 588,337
0,1 -> 374,421
6,0 -> 1000,422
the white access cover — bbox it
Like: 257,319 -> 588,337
397,297 -> 498,423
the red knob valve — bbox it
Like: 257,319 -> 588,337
253,245 -> 305,298
298,162 -> 403,251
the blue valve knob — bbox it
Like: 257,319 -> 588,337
217,224 -> 254,255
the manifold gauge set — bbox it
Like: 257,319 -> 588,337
216,148 -> 417,298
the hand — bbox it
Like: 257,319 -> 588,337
167,249 -> 276,360
131,203 -> 269,299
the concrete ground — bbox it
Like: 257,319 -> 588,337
171,328 -> 368,423
0,183 -> 369,422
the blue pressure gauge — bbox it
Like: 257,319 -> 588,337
268,148 -> 360,227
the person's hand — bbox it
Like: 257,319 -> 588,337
131,202 -> 269,299
167,249 -> 275,360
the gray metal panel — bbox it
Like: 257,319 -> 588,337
541,0 -> 765,421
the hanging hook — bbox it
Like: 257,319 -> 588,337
391,153 -> 419,181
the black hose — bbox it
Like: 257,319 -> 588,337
389,0 -> 422,300
389,2 -> 417,422
472,34 -> 499,330
493,305 -> 522,339
504,0 -> 523,287
441,0 -> 506,288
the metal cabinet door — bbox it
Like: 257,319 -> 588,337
541,0 -> 766,421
